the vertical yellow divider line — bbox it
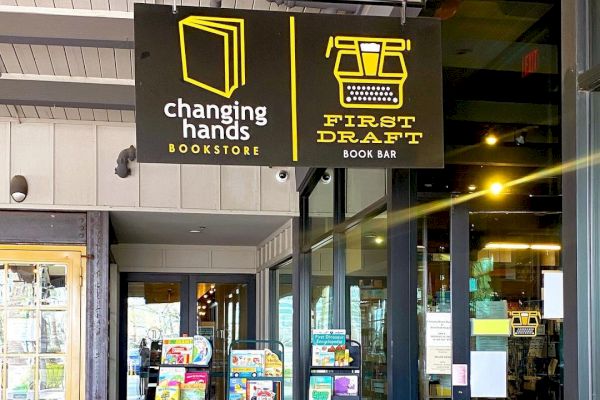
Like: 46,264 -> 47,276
289,16 -> 299,162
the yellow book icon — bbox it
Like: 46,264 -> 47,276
179,16 -> 246,98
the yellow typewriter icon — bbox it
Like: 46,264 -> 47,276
510,311 -> 540,337
179,16 -> 245,98
326,35 -> 410,109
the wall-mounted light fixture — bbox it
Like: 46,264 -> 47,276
115,145 -> 137,178
10,175 -> 28,202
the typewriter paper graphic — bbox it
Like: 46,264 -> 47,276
325,35 -> 410,109
179,16 -> 246,98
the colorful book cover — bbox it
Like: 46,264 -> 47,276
247,380 -> 276,400
180,383 -> 206,400
309,376 -> 332,400
191,335 -> 212,365
264,349 -> 283,377
311,330 -> 346,346
162,338 -> 194,365
231,350 -> 265,377
184,371 -> 208,385
333,375 -> 359,396
158,367 -> 186,386
311,330 -> 348,367
229,377 -> 247,400
155,384 -> 181,400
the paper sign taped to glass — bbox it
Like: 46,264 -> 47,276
134,4 -> 443,168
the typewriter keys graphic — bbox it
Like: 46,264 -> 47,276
326,35 -> 411,109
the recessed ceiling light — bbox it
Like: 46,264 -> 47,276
468,184 -> 477,191
189,226 -> 207,233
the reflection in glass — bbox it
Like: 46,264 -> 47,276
273,261 -> 293,399
311,239 -> 334,330
469,213 -> 563,400
7,310 -> 37,353
346,212 -> 387,399
127,282 -> 181,400
0,264 -> 4,304
7,357 -> 35,399
8,264 -> 36,306
346,168 -> 386,218
417,213 -> 452,399
308,169 -> 334,243
39,357 -> 66,399
41,312 -> 67,353
40,264 -> 67,306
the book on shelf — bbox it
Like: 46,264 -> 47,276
309,376 -> 333,400
333,375 -> 359,397
311,329 -> 351,367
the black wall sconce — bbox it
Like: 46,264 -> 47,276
10,175 -> 28,202
115,145 -> 137,178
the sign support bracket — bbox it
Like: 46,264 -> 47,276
401,0 -> 407,25
172,0 -> 177,14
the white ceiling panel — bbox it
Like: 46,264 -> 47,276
121,110 -> 135,122
109,0 -> 127,11
0,0 -> 18,6
81,47 -> 101,77
16,0 -> 34,6
91,0 -> 109,10
53,0 -> 74,8
93,108 -> 108,121
0,105 -> 11,117
13,44 -> 38,74
0,44 -> 22,73
20,105 -> 38,118
48,46 -> 70,75
35,106 -> 53,118
64,46 -> 86,75
31,45 -> 54,75
51,106 -> 68,119
114,48 -> 132,79
35,0 -> 55,6
98,48 -> 117,78
71,0 -> 91,9
78,108 -> 94,120
107,109 -> 122,121
64,107 -> 81,119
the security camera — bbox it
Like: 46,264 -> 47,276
321,172 -> 332,184
275,170 -> 289,183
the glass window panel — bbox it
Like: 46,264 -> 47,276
7,357 -> 35,399
311,238 -> 333,330
469,212 -> 562,399
308,169 -> 334,243
41,311 -> 67,354
7,310 -> 37,353
8,264 -> 36,306
346,168 -> 386,217
345,212 -> 387,399
592,92 -> 600,398
40,264 -> 67,306
273,261 -> 293,400
417,213 -> 452,399
39,357 -> 66,399
593,1 -> 600,65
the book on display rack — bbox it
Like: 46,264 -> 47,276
227,339 -> 286,400
309,329 -> 362,400
154,335 -> 213,400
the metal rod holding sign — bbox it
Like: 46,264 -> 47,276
134,4 -> 443,168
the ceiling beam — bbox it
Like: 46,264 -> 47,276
0,73 -> 135,109
0,6 -> 134,49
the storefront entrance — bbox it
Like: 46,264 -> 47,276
119,273 -> 255,400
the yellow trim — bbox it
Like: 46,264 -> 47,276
0,245 -> 85,400
471,318 -> 511,336
289,16 -> 298,162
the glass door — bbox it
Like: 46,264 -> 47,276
0,246 -> 84,400
190,277 -> 254,400
121,274 -> 255,400
467,212 -> 563,400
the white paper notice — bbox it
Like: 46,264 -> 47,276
426,313 -> 452,347
426,313 -> 452,375
543,271 -> 564,319
470,351 -> 507,398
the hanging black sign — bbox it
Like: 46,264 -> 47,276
134,4 -> 443,167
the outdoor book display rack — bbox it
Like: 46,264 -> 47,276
227,339 -> 286,400
152,336 -> 214,400
310,333 -> 362,400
